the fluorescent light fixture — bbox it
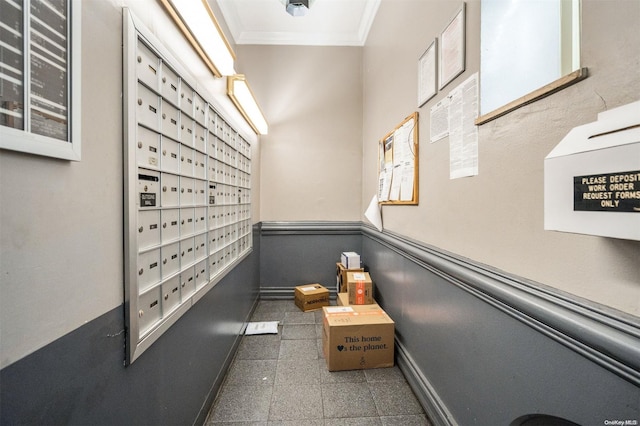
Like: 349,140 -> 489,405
227,75 -> 268,135
160,0 -> 236,77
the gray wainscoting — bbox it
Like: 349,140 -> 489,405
260,221 -> 363,298
260,221 -> 640,426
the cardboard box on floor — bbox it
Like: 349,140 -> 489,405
346,271 -> 375,305
294,284 -> 330,312
322,305 -> 394,371
336,262 -> 364,293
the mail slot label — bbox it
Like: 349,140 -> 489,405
574,170 -> 640,212
140,193 -> 156,207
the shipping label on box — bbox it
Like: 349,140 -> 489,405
341,252 -> 361,269
294,284 -> 330,312
336,262 -> 364,293
322,305 -> 394,371
347,272 -> 374,305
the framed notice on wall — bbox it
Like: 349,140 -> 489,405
378,112 -> 419,205
439,3 -> 466,90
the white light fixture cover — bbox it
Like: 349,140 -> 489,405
227,75 -> 268,135
161,0 -> 236,76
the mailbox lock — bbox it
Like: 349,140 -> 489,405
163,222 -> 167,228
137,56 -> 141,63
162,186 -> 167,192
164,294 -> 169,301
162,113 -> 166,119
138,226 -> 143,233
162,149 -> 166,156
138,98 -> 142,106
139,268 -> 144,276
181,188 -> 185,193
163,258 -> 167,264
138,141 -> 143,149
144,185 -> 148,191
162,77 -> 166,83
138,310 -> 144,318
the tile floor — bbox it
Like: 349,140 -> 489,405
204,300 -> 432,425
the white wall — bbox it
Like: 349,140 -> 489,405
0,0 -> 258,368
362,0 -> 640,316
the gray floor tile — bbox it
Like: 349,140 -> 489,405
363,366 -> 404,382
210,384 -> 272,423
322,382 -> 378,419
282,324 -> 317,340
205,300 -> 430,426
380,414 -> 432,425
275,358 -> 321,384
225,359 -> 278,386
237,334 -> 282,360
324,417 -> 383,426
283,311 -> 317,324
279,339 -> 319,360
318,359 -> 366,384
369,381 -> 424,416
268,420 -> 324,426
269,384 -> 323,421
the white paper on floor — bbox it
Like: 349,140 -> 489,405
244,321 -> 279,335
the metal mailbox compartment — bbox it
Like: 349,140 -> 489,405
194,207 -> 207,234
137,169 -> 160,208
138,286 -> 162,337
180,207 -> 195,237
160,65 -> 180,106
136,125 -> 160,170
194,151 -> 207,180
138,248 -> 161,291
180,237 -> 195,268
137,209 -> 161,250
136,83 -> 160,131
161,209 -> 180,244
160,136 -> 180,174
194,179 -> 207,206
160,172 -> 179,207
180,83 -> 194,117
194,232 -> 207,262
161,99 -> 180,141
161,275 -> 181,316
136,41 -> 159,91
194,259 -> 208,290
194,122 -> 206,153
194,92 -> 206,126
179,177 -> 195,206
161,241 -> 180,279
180,266 -> 195,300
180,118 -> 194,147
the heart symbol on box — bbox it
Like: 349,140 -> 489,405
337,345 -> 345,352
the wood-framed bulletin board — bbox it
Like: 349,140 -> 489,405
378,112 -> 419,205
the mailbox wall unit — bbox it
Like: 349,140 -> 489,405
123,10 -> 252,364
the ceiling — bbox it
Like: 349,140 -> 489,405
215,0 -> 381,46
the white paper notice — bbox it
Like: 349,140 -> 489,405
449,73 -> 479,179
245,321 -> 279,335
430,97 -> 450,142
364,194 -> 383,231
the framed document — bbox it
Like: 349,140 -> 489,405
418,39 -> 437,107
439,3 -> 465,90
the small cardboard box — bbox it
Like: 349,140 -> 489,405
341,251 -> 361,269
337,292 -> 380,308
294,284 -> 330,312
347,272 -> 374,305
322,305 -> 395,371
336,262 -> 364,293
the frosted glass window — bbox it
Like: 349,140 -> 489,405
480,0 -> 580,115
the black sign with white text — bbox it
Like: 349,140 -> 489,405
574,170 -> 640,212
